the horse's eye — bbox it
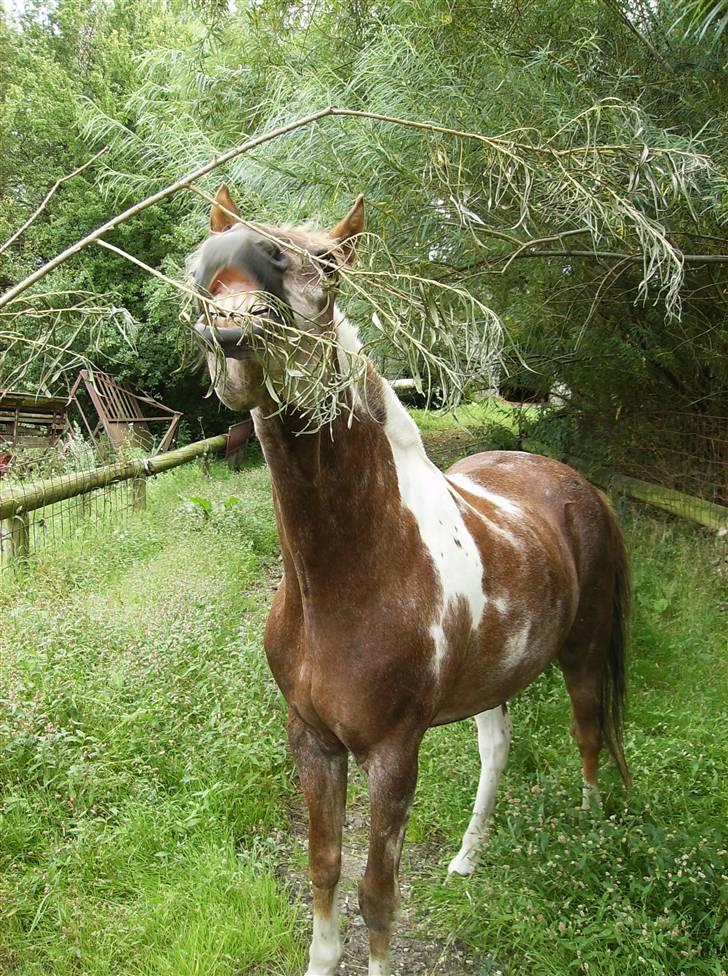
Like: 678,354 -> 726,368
315,250 -> 338,276
263,240 -> 287,268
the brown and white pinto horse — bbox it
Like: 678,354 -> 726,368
191,186 -> 630,976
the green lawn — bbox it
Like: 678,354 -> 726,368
0,439 -> 725,975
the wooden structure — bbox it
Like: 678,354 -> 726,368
68,369 -> 182,455
0,391 -> 68,450
225,418 -> 253,470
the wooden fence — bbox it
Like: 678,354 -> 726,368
0,433 -> 229,572
567,457 -> 728,533
2,428 -> 725,574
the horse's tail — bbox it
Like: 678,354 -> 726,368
600,494 -> 632,789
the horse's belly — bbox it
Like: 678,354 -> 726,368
433,638 -> 557,724
432,584 -> 575,725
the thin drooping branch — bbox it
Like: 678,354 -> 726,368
0,108 -> 336,309
0,147 -> 110,256
1,104 -> 717,310
598,0 -> 675,75
501,249 -> 728,264
95,238 -> 204,303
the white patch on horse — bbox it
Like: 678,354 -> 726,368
335,306 -> 362,365
502,620 -> 532,668
385,820 -> 408,863
305,885 -> 342,976
582,778 -> 602,813
334,320 -> 485,679
381,384 -> 486,676
430,621 -> 448,673
492,595 -> 510,615
449,486 -> 521,549
447,472 -> 524,519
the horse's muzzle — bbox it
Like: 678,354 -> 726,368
194,321 -> 267,356
195,322 -> 243,347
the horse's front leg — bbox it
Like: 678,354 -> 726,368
288,711 -> 348,976
358,735 -> 421,976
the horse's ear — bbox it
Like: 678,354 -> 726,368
210,184 -> 241,233
330,195 -> 365,263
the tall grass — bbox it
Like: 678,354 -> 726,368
0,439 -> 725,975
0,456 -> 300,975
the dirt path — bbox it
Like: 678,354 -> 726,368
273,780 -> 499,976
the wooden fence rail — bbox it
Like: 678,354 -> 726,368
521,440 -> 728,532
568,457 -> 728,533
0,433 -> 229,569
2,429 -> 725,573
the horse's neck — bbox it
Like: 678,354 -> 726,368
251,313 -> 438,569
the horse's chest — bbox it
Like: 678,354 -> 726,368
264,570 -> 445,745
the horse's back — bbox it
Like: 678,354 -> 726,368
447,450 -> 615,580
448,449 -> 601,516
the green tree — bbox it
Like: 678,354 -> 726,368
2,0 -> 727,462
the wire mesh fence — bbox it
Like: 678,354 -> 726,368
614,412 -> 728,507
568,407 -> 728,529
0,476 -> 138,572
0,453 -> 142,575
0,432 -> 230,576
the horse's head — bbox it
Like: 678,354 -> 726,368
191,184 -> 364,413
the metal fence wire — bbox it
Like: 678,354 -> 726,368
0,460 -> 139,574
571,408 -> 728,529
615,412 -> 727,507
0,433 -> 231,575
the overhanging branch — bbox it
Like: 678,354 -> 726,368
1,104 -> 719,311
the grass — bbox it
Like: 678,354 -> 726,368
0,457 -> 299,975
412,509 -> 727,975
0,430 -> 726,975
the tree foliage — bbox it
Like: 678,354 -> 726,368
1,0 -> 726,453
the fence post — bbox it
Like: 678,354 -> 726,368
0,512 -> 30,571
131,476 -> 146,512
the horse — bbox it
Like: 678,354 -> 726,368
190,185 -> 631,976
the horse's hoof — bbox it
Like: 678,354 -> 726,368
447,852 -> 477,877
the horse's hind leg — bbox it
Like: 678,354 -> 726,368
559,644 -> 606,811
448,705 -> 512,877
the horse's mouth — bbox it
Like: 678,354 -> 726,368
194,321 -> 247,354
194,311 -> 274,357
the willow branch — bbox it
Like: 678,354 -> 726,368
0,147 -> 110,256
95,239 -> 203,304
0,108 -> 336,309
598,0 -> 675,75
503,249 -> 728,264
0,104 -> 718,311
